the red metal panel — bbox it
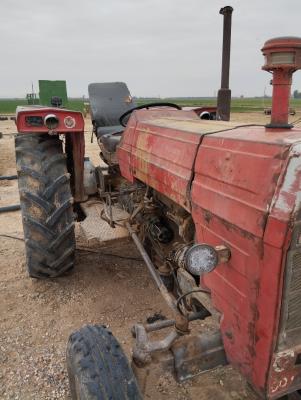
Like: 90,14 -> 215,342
118,109 -> 201,210
65,132 -> 86,202
265,142 -> 301,399
16,107 -> 86,202
267,345 -> 301,398
119,111 -> 301,396
192,128 -> 288,236
191,126 -> 301,396
16,107 -> 84,133
118,117 -> 138,183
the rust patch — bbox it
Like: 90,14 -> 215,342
217,215 -> 256,240
256,240 -> 265,260
274,147 -> 290,160
203,210 -> 212,224
220,218 -> 232,232
253,278 -> 260,298
225,331 -> 234,341
247,303 -> 260,358
247,343 -> 256,358
260,214 -> 268,230
234,313 -> 241,332
272,172 -> 281,185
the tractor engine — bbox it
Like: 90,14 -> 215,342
119,186 -> 197,286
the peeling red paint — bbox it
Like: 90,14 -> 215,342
118,109 -> 301,398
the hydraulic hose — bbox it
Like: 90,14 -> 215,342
0,175 -> 18,181
0,204 -> 20,213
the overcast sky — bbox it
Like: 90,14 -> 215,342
1,0 -> 301,98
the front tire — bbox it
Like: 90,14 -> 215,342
15,133 -> 75,278
67,325 -> 142,400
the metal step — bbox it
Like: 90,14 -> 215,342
78,200 -> 129,247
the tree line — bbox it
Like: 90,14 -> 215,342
293,90 -> 301,99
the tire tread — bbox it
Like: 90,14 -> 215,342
15,133 -> 75,278
67,325 -> 142,400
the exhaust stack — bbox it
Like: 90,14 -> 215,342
262,37 -> 301,129
217,6 -> 234,121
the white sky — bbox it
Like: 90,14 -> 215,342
1,0 -> 301,98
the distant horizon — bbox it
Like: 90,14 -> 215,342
0,95 -> 280,100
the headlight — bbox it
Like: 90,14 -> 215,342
173,243 -> 231,276
44,114 -> 59,130
185,244 -> 218,275
200,111 -> 211,120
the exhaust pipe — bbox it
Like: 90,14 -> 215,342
217,6 -> 234,121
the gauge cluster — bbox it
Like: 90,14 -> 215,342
16,106 -> 84,134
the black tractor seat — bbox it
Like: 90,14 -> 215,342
96,125 -> 124,138
96,125 -> 124,153
88,82 -> 136,155
100,132 -> 122,153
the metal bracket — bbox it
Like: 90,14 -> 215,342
132,324 -> 180,365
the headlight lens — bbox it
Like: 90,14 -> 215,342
200,111 -> 210,120
185,244 -> 218,275
44,114 -> 59,130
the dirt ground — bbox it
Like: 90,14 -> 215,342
0,113 -> 297,400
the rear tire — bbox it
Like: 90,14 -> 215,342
15,133 -> 75,278
67,325 -> 142,400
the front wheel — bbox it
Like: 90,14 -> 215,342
67,325 -> 142,400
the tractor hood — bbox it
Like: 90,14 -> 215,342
118,109 -> 301,398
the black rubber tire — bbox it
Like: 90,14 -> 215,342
67,325 -> 142,400
15,133 -> 75,278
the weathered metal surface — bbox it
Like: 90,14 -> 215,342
120,110 -> 202,211
15,106 -> 86,203
217,6 -> 233,121
265,143 -> 301,399
15,106 -> 84,134
276,210 -> 301,349
281,248 -> 301,336
262,37 -> 301,128
191,126 -> 301,397
118,110 -> 234,211
132,328 -> 227,385
171,331 -> 227,381
136,117 -> 237,134
117,114 -> 137,183
133,324 -> 180,366
267,346 -> 301,399
79,201 -> 129,246
118,107 -> 301,396
136,311 -> 205,334
65,132 -> 87,202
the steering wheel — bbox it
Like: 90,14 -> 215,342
119,102 -> 182,127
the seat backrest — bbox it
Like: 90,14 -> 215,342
88,82 -> 136,127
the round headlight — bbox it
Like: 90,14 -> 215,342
200,111 -> 210,120
185,244 -> 218,275
44,114 -> 59,130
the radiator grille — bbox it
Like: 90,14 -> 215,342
286,251 -> 301,332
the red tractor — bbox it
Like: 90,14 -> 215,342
14,6 -> 301,400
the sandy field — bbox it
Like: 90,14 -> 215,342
0,112 -> 297,399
